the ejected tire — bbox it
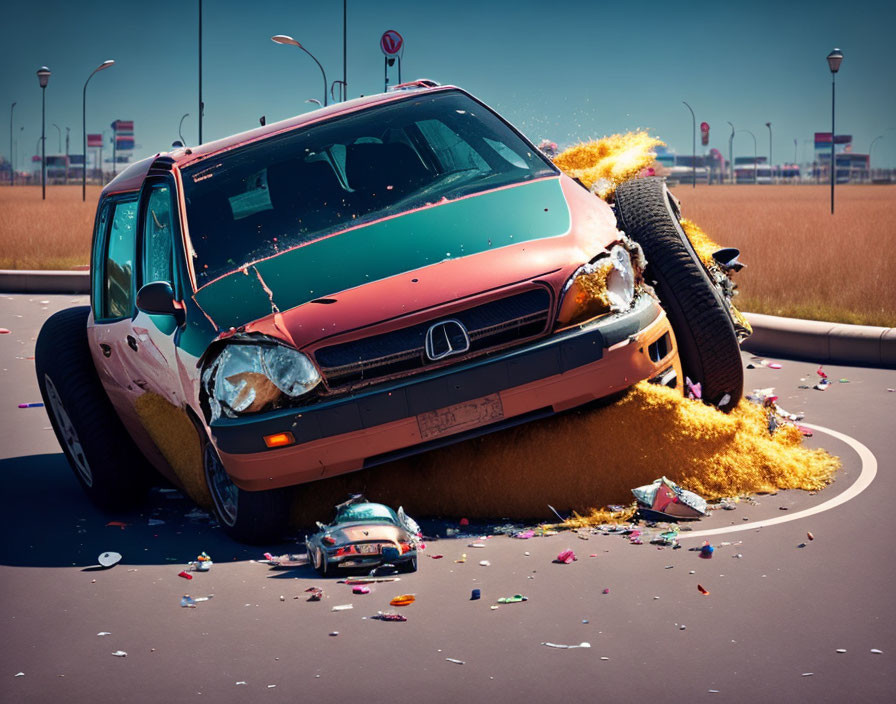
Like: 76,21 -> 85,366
614,177 -> 743,411
35,306 -> 155,509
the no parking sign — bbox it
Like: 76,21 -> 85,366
380,29 -> 403,56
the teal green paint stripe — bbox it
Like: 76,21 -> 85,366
195,178 -> 569,329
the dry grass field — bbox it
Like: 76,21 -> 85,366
0,185 -> 101,270
676,184 -> 896,327
1,183 -> 894,326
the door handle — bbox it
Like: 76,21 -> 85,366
126,335 -> 139,352
99,343 -> 112,358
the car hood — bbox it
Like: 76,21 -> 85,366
193,176 -> 621,346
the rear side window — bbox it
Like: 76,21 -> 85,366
103,200 -> 138,319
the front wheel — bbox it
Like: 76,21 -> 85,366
614,177 -> 743,411
203,438 -> 291,544
312,547 -> 329,577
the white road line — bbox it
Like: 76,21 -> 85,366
679,422 -> 877,540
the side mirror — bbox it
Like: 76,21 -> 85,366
136,281 -> 185,326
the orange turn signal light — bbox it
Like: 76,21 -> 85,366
263,431 -> 295,448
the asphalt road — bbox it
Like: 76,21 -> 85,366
2,294 -> 895,703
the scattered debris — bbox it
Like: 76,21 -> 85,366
97,632 -> 111,636
329,632 -> 339,637
471,589 -> 481,600
190,552 -> 213,571
147,518 -> 165,526
111,651 -> 127,657
372,612 -> 407,622
445,658 -> 465,665
497,595 -> 528,603
105,522 -> 127,530
698,584 -> 710,595
352,586 -> 370,595
331,604 -> 353,611
17,402 -> 44,408
98,552 -> 122,568
632,477 -> 707,520
700,543 -> 715,559
555,550 -> 577,564
836,649 -> 847,654
178,571 -> 193,580
541,642 -> 591,649
389,594 -> 415,607
14,672 -> 24,677
871,649 -> 884,655
479,560 -> 490,567
807,532 -> 814,541
305,587 -> 323,601
181,595 -> 197,608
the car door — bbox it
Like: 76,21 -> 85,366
120,178 -> 187,406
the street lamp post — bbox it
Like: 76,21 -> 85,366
198,0 -> 203,143
65,126 -> 70,185
8,102 -> 15,186
682,101 -> 696,188
827,48 -> 843,214
52,123 -> 61,152
869,135 -> 884,180
82,60 -> 115,201
727,121 -> 734,184
272,35 -> 328,107
765,122 -> 772,182
179,113 -> 189,145
343,0 -> 347,100
37,67 -> 51,200
736,130 -> 757,183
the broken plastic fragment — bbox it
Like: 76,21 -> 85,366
178,570 -> 193,580
181,595 -> 196,608
555,550 -> 577,564
698,584 -> 710,595
111,651 -> 127,657
389,594 -> 415,607
372,611 -> 407,622
633,477 -> 707,520
497,595 -> 528,604
445,658 -> 465,665
352,586 -> 370,595
98,552 -> 122,568
97,632 -> 111,636
331,604 -> 353,611
541,642 -> 591,649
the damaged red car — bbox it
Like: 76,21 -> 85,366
36,82 -> 743,542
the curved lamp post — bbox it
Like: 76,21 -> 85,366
868,135 -> 884,181
765,122 -> 772,182
827,48 -> 843,214
37,67 -> 51,200
82,60 -> 114,201
682,101 -> 696,188
736,129 -> 757,183
179,113 -> 190,145
52,123 -> 61,152
272,35 -> 328,107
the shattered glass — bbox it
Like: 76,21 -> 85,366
606,245 -> 635,311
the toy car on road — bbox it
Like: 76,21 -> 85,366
305,498 -> 420,575
36,80 -> 743,542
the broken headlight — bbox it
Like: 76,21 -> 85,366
202,341 -> 321,420
556,245 -> 637,327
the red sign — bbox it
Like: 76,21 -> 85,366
380,29 -> 403,56
87,134 -> 103,148
700,121 -> 710,147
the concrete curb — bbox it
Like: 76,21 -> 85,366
741,312 -> 896,368
1,269 -> 894,368
0,269 -> 89,294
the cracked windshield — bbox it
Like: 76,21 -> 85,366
183,90 -> 556,285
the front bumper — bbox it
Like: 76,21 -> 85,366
213,292 -> 679,491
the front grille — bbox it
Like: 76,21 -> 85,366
315,288 -> 552,390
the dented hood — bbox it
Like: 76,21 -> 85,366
193,176 -> 620,344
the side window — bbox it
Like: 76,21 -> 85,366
142,184 -> 174,285
103,201 -> 138,319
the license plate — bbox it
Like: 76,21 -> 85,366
358,544 -> 380,555
417,394 -> 504,440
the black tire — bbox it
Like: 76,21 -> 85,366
202,437 -> 291,544
312,547 -> 329,577
614,177 -> 743,411
398,555 -> 418,573
35,306 -> 155,509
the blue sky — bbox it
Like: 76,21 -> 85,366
3,0 -> 895,169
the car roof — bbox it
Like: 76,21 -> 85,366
101,83 -> 460,198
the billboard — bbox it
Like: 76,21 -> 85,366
87,133 -> 103,148
111,120 -> 135,160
